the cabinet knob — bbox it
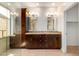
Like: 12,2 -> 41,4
45,40 -> 47,41
40,40 -> 42,42
30,39 -> 32,41
45,43 -> 48,47
40,44 -> 41,47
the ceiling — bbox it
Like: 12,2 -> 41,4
0,2 -> 77,13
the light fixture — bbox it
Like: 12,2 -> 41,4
10,12 -> 14,15
11,8 -> 15,12
8,54 -> 14,56
51,3 -> 55,6
7,3 -> 11,6
36,3 -> 39,6
29,11 -> 39,17
46,12 -> 54,17
54,12 -> 58,15
26,3 -> 39,7
14,12 -> 16,15
14,12 -> 18,16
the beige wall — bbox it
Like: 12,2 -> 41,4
0,17 -> 9,55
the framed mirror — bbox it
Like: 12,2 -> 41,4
47,15 -> 57,31
30,15 -> 37,31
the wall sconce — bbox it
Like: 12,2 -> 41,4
14,12 -> 18,16
46,12 -> 59,17
29,12 -> 39,17
10,12 -> 14,15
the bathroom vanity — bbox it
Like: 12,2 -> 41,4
25,31 -> 61,49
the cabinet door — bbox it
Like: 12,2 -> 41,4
44,38 -> 49,48
25,35 -> 32,48
31,35 -> 40,49
10,36 -> 15,48
26,35 -> 41,49
55,35 -> 61,49
39,35 -> 46,48
44,35 -> 55,49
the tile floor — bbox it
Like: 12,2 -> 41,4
1,49 -> 79,56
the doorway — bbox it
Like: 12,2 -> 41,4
65,3 -> 79,55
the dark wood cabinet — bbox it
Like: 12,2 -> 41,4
10,34 -> 21,48
25,34 -> 61,49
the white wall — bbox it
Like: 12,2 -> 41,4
65,4 -> 78,22
58,12 -> 66,52
36,7 -> 47,31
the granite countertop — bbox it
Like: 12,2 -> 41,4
25,31 -> 61,35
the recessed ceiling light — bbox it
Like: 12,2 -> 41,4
51,3 -> 55,6
36,3 -> 39,6
25,3 -> 39,7
7,3 -> 11,6
8,54 -> 14,56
